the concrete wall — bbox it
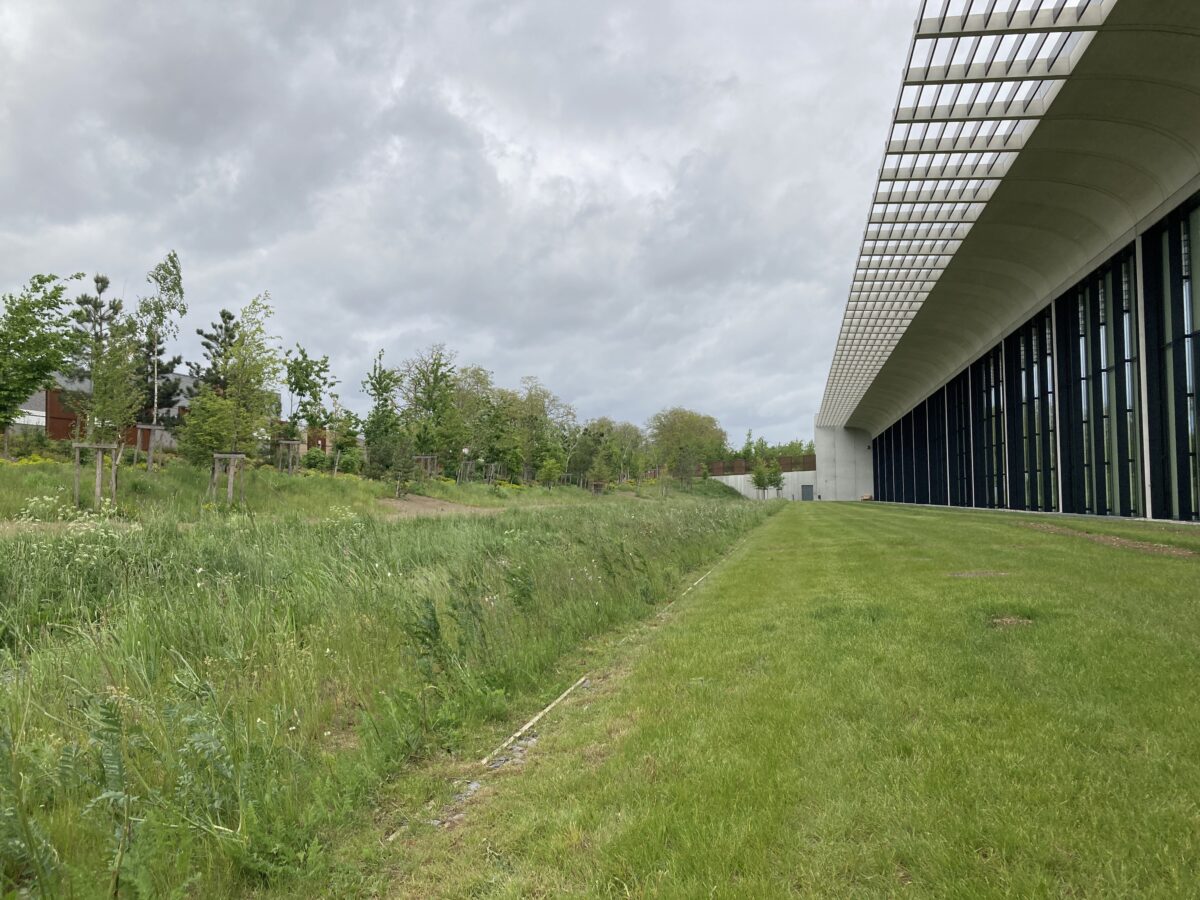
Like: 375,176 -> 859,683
712,470 -> 817,501
814,426 -> 873,501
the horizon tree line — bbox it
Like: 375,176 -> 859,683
0,256 -> 812,486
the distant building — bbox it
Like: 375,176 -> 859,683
15,372 -> 198,446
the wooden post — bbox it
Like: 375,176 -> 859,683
226,458 -> 235,504
73,445 -> 82,506
147,439 -> 155,474
110,448 -> 118,502
94,449 -> 103,508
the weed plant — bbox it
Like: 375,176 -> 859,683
0,465 -> 772,895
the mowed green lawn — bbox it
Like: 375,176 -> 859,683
379,502 -> 1200,898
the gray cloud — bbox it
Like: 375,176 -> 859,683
0,0 -> 914,442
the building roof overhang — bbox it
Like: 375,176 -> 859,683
816,0 -> 1200,436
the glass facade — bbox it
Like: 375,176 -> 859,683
971,346 -> 1007,509
1143,202 -> 1200,521
1054,246 -> 1142,516
1004,308 -> 1056,512
870,194 -> 1200,519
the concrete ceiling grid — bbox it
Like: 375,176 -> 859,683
816,0 -> 1200,438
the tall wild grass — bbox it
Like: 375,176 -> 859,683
0,471 -> 771,896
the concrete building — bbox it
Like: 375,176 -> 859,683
815,0 -> 1200,522
712,470 -> 818,501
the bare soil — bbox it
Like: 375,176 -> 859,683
990,615 -> 1033,629
377,495 -> 503,520
1023,522 -> 1196,558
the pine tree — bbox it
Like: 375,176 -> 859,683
64,275 -> 143,445
187,309 -> 239,393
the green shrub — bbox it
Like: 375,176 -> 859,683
302,447 -> 327,470
334,446 -> 362,475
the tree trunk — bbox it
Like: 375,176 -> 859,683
111,447 -> 122,503
94,450 -> 104,508
152,343 -> 159,425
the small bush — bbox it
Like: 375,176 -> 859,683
302,447 -> 328,470
334,447 -> 362,475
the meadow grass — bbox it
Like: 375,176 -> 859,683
411,473 -> 741,508
0,456 -> 392,522
0,456 -> 731,523
0,462 -> 772,896
371,502 -> 1200,898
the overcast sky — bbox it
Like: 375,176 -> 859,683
1,0 -> 915,443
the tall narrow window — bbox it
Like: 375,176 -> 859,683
1055,244 -> 1142,516
1143,200 -> 1200,521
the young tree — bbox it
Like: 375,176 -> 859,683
489,388 -> 526,481
401,343 -> 461,468
0,273 -> 82,456
188,309 -> 239,392
65,275 -> 144,447
751,461 -> 770,499
605,421 -> 645,483
88,321 -> 143,447
767,459 -> 785,497
537,456 -> 564,489
587,450 -> 614,485
136,250 -> 186,424
178,295 -> 281,462
326,395 -> 361,476
567,418 -> 611,478
514,376 -> 575,482
361,351 -> 418,492
453,365 -> 498,462
647,407 -> 727,488
284,344 -> 336,445
139,334 -> 183,424
753,435 -> 770,463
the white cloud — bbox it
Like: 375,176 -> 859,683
0,0 -> 915,442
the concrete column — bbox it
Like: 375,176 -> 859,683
814,426 -> 874,501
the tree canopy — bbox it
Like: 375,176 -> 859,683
0,274 -> 83,447
647,407 -> 727,485
178,295 -> 282,462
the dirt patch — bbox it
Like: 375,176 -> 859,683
948,571 -> 1009,578
990,616 -> 1033,629
378,495 -> 503,520
1023,522 -> 1196,558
